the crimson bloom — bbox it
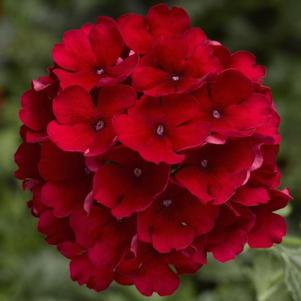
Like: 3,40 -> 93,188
194,69 -> 273,142
132,35 -> 220,96
14,3 -> 291,298
93,146 -> 170,218
114,94 -> 209,164
137,183 -> 219,253
48,84 -> 136,156
38,141 -> 91,218
175,139 -> 259,204
119,3 -> 191,54
53,18 -> 138,91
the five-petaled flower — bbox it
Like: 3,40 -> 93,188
48,84 -> 136,156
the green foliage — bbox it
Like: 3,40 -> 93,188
277,246 -> 301,301
0,0 -> 301,300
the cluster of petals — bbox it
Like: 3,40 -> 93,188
15,3 -> 291,297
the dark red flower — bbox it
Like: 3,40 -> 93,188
250,145 -> 281,188
67,205 -> 135,291
137,183 -> 219,253
117,242 -> 180,296
210,41 -> 266,83
20,75 -> 56,132
194,69 -> 273,142
247,189 -> 292,248
113,94 -> 209,164
119,3 -> 191,54
38,141 -> 91,217
48,84 -> 136,156
132,35 -> 220,96
15,142 -> 41,182
93,146 -> 170,218
53,19 -> 138,91
175,139 -> 259,204
205,203 -> 255,262
38,210 -> 74,245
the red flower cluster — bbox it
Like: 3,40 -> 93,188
15,4 -> 291,297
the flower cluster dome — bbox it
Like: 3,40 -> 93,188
15,3 -> 291,296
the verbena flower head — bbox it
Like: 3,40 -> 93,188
15,3 -> 292,297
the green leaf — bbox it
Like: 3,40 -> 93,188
276,246 -> 301,301
250,251 -> 292,301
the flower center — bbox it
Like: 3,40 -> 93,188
156,124 -> 165,136
212,109 -> 221,119
133,167 -> 142,178
96,68 -> 104,75
95,119 -> 105,131
171,75 -> 180,81
163,199 -> 172,207
201,159 -> 208,168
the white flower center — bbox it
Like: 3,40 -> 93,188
156,124 -> 165,136
212,109 -> 221,119
95,120 -> 105,131
163,199 -> 172,207
172,75 -> 180,81
133,168 -> 142,178
201,159 -> 208,168
96,68 -> 104,75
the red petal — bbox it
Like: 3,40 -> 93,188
52,86 -> 96,124
70,206 -> 111,248
89,23 -> 123,67
146,3 -> 190,36
211,69 -> 253,106
54,69 -> 98,91
119,14 -> 152,54
70,254 -> 113,291
231,50 -> 266,83
38,141 -> 86,181
248,210 -> 286,248
48,121 -> 95,153
132,66 -> 170,96
96,84 -> 136,116
97,54 -> 138,87
233,186 -> 270,206
41,179 -> 90,217
38,211 -> 73,245
53,28 -> 96,71
20,89 -> 54,131
135,260 -> 179,297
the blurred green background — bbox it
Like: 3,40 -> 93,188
0,0 -> 301,300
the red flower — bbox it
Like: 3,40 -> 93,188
250,145 -> 281,188
116,242 -> 180,296
67,205 -> 135,291
175,139 -> 259,204
20,75 -> 56,132
119,3 -> 191,54
48,84 -> 136,156
38,210 -> 74,245
205,203 -> 255,262
93,147 -> 170,218
248,189 -> 292,248
113,94 -> 209,164
132,35 -> 220,96
137,183 -> 219,253
53,19 -> 138,91
15,142 -> 41,183
210,41 -> 266,83
39,141 -> 91,217
14,3 -> 291,297
194,69 -> 273,142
